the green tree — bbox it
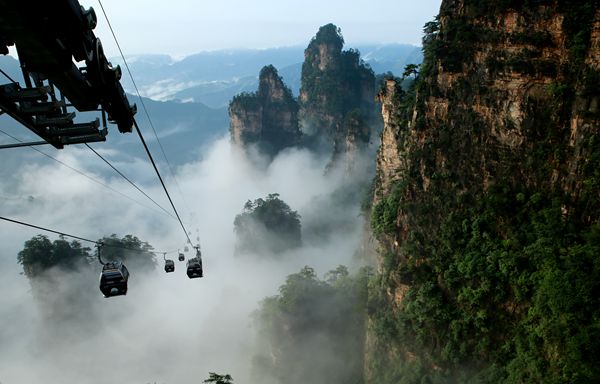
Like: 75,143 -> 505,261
253,265 -> 369,384
98,234 -> 156,271
17,235 -> 91,278
402,63 -> 419,79
234,193 -> 301,255
204,372 -> 233,384
17,235 -> 97,322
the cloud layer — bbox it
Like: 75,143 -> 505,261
0,135 -> 370,384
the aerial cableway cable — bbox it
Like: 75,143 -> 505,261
0,215 -> 176,255
96,0 -> 193,222
0,65 -> 178,221
0,68 -> 16,84
96,0 -> 193,246
133,118 -> 193,245
0,3 -> 195,248
0,128 -> 175,220
0,215 -> 98,244
84,143 -> 176,220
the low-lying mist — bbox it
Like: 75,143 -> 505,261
0,135 -> 372,384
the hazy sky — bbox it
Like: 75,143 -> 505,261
80,0 -> 442,57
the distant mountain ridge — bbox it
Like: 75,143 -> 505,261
113,44 -> 422,107
0,42 -> 421,167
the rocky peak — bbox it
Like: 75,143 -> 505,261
229,65 -> 299,158
303,23 -> 344,73
258,64 -> 292,103
228,23 -> 379,172
299,23 -> 376,160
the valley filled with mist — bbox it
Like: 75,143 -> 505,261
2,1 -> 600,384
0,21 -> 388,384
0,136 -> 371,383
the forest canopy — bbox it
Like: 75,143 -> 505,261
252,265 -> 369,384
17,233 -> 156,279
234,193 -> 301,255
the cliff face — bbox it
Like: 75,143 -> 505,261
229,65 -> 300,157
369,1 -> 600,382
374,79 -> 407,198
374,0 -> 600,224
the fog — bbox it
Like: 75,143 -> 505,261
0,135 -> 372,384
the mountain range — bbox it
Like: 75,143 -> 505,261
113,44 -> 422,107
0,43 -> 421,167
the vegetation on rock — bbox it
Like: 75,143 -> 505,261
234,193 -> 301,255
18,235 -> 90,278
229,23 -> 379,166
204,372 -> 234,384
367,1 -> 600,383
98,234 -> 156,272
18,233 -> 156,279
252,265 -> 369,384
229,65 -> 300,157
299,23 -> 376,154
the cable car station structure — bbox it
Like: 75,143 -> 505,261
0,0 -> 136,149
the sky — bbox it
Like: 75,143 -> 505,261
79,0 -> 443,58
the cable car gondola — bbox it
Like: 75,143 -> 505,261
163,252 -> 174,273
186,257 -> 203,279
97,242 -> 128,297
164,259 -> 175,272
178,251 -> 185,262
186,246 -> 203,279
99,261 -> 129,297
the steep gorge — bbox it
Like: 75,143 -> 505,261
368,1 -> 600,382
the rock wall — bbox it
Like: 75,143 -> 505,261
374,0 -> 600,237
368,1 -> 600,382
299,23 -> 376,158
229,65 -> 300,157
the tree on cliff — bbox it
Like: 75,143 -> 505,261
204,372 -> 234,384
234,193 -> 301,255
99,234 -> 156,272
17,235 -> 96,321
308,23 -> 344,51
17,233 -> 156,278
252,265 -> 369,384
18,235 -> 91,278
258,65 -> 295,101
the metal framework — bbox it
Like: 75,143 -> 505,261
0,0 -> 136,149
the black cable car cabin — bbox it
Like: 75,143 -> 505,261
178,252 -> 185,261
99,261 -> 129,297
186,257 -> 203,279
164,259 -> 175,273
